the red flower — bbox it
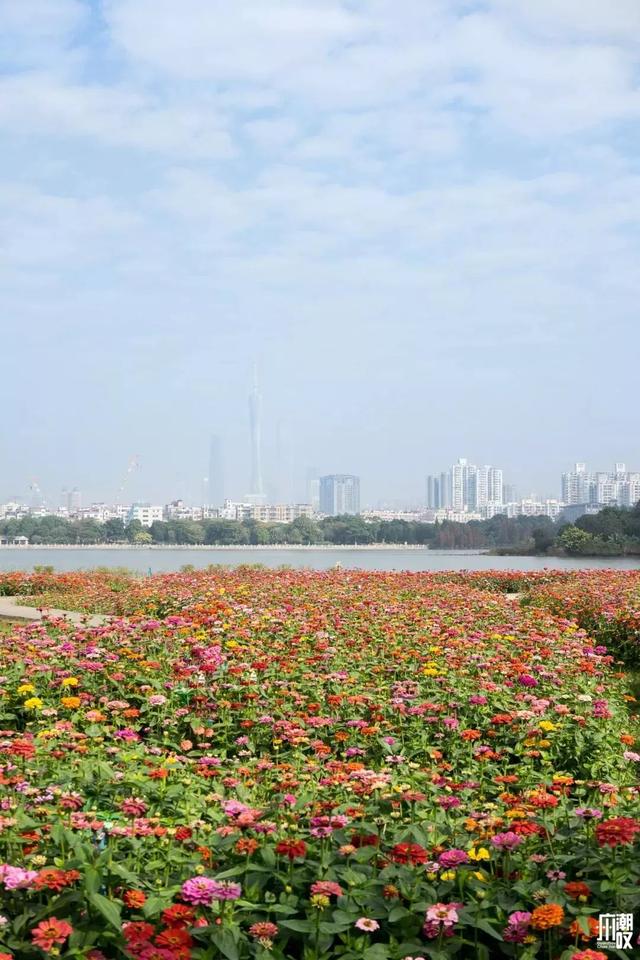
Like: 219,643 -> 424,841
122,921 -> 155,945
595,817 -> 640,847
275,839 -> 307,860
31,918 -> 73,951
155,927 -> 193,948
390,842 -> 429,865
161,904 -> 195,928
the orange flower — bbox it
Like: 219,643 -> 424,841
569,917 -> 598,942
61,696 -> 81,709
123,889 -> 146,909
530,904 -> 564,930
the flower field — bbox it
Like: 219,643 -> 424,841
0,568 -> 639,960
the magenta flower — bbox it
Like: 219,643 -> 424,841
438,849 -> 469,868
181,876 -> 219,906
210,880 -> 242,901
503,910 -> 531,943
490,832 -> 522,851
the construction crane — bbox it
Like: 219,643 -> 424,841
115,456 -> 141,504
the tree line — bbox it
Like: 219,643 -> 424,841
1,503 -> 638,553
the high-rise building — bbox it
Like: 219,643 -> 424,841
208,435 -> 224,507
67,488 -> 81,515
319,475 -> 360,516
248,366 -> 265,503
561,462 -> 639,508
561,462 -> 589,505
306,467 -> 320,511
426,475 -> 440,509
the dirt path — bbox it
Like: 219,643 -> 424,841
0,596 -> 110,627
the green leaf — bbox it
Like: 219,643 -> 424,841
475,918 -> 503,941
364,946 -> 391,960
88,892 -> 122,930
210,928 -> 240,960
83,866 -> 101,895
142,896 -> 168,919
280,919 -> 314,933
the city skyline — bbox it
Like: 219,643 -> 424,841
3,456 -> 638,521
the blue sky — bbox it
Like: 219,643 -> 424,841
1,0 -> 639,506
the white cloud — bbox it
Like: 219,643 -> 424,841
105,0 -> 359,81
0,0 -> 86,65
0,74 -> 233,158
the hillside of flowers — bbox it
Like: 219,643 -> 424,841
0,569 -> 639,960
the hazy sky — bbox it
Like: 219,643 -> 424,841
1,0 -> 639,508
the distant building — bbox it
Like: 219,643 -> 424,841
561,462 -> 639,508
67,488 -> 82,516
221,500 -> 314,523
306,467 -> 320,511
319,475 -> 360,516
127,503 -> 163,527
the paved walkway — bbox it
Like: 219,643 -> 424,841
0,596 -> 110,627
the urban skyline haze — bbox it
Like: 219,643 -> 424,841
1,1 -> 639,503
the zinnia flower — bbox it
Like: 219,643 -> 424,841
595,817 -> 640,847
355,918 -> 380,932
530,904 -> 564,930
31,918 -> 73,951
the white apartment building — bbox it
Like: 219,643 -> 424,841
561,462 -> 640,508
220,500 -> 314,523
506,499 -> 564,519
127,503 -> 163,527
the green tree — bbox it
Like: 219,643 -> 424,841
104,518 -> 126,542
125,520 -> 143,543
557,525 -> 594,555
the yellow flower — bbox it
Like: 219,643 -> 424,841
423,668 -> 439,677
24,697 -> 43,710
61,677 -> 79,687
311,894 -> 330,909
17,683 -> 35,695
473,871 -> 488,882
539,720 -> 556,732
468,847 -> 490,861
440,870 -> 456,881
538,739 -> 551,748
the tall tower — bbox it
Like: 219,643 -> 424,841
248,365 -> 265,501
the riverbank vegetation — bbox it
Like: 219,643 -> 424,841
2,502 -> 639,555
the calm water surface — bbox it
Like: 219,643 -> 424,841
0,547 -> 639,573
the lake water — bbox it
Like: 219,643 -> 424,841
0,546 -> 639,573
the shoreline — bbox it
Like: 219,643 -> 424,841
0,543 -> 485,553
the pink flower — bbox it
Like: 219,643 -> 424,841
503,910 -> 531,943
0,865 -> 39,890
355,918 -> 380,932
210,880 -> 242,901
438,849 -> 469,868
490,832 -> 522,851
181,876 -> 219,906
120,797 -> 147,817
310,881 -> 343,898
423,902 -> 462,938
